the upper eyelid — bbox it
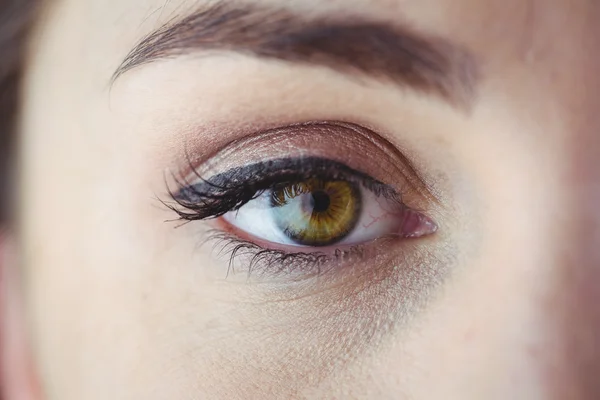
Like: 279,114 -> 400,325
177,120 -> 439,204
176,157 -> 399,201
167,157 -> 403,222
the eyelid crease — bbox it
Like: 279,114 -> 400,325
179,120 -> 439,204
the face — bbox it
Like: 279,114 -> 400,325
5,0 -> 600,398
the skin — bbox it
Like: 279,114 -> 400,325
2,0 -> 600,399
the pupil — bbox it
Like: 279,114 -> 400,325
310,190 -> 331,213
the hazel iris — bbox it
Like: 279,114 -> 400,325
270,179 -> 362,246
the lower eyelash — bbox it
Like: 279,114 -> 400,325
202,230 -> 370,279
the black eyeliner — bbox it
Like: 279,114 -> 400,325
169,157 -> 400,221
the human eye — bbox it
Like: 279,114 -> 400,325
166,121 -> 438,279
221,157 -> 436,248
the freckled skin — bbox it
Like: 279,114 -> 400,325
3,0 -> 600,399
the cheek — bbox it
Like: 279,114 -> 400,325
1,234 -> 43,400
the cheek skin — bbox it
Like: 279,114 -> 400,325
1,236 -> 42,400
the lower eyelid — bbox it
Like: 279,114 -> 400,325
196,223 -> 444,287
179,188 -> 437,282
201,227 -> 401,282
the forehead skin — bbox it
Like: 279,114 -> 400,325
19,0 -> 600,399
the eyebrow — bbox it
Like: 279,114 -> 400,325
113,2 -> 479,108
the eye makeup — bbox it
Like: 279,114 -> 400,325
177,121 -> 433,202
164,120 -> 438,280
171,157 -> 399,220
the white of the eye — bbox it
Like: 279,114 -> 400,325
222,187 -> 404,247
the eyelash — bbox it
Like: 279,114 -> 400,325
201,230 -> 376,279
168,157 -> 401,221
165,157 -> 406,277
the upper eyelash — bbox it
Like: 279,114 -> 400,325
167,156 -> 402,221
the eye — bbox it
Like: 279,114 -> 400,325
222,177 -> 427,248
166,121 -> 439,278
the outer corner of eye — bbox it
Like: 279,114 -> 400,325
400,209 -> 438,239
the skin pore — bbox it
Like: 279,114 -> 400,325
2,0 -> 600,399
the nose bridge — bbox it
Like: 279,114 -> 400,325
533,54 -> 600,399
548,113 -> 600,398
503,11 -> 600,394
539,203 -> 600,399
536,167 -> 600,399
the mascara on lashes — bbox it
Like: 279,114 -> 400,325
170,157 -> 402,221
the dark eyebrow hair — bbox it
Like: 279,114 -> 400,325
113,2 -> 479,108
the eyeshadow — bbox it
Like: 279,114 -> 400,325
181,121 -> 433,203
